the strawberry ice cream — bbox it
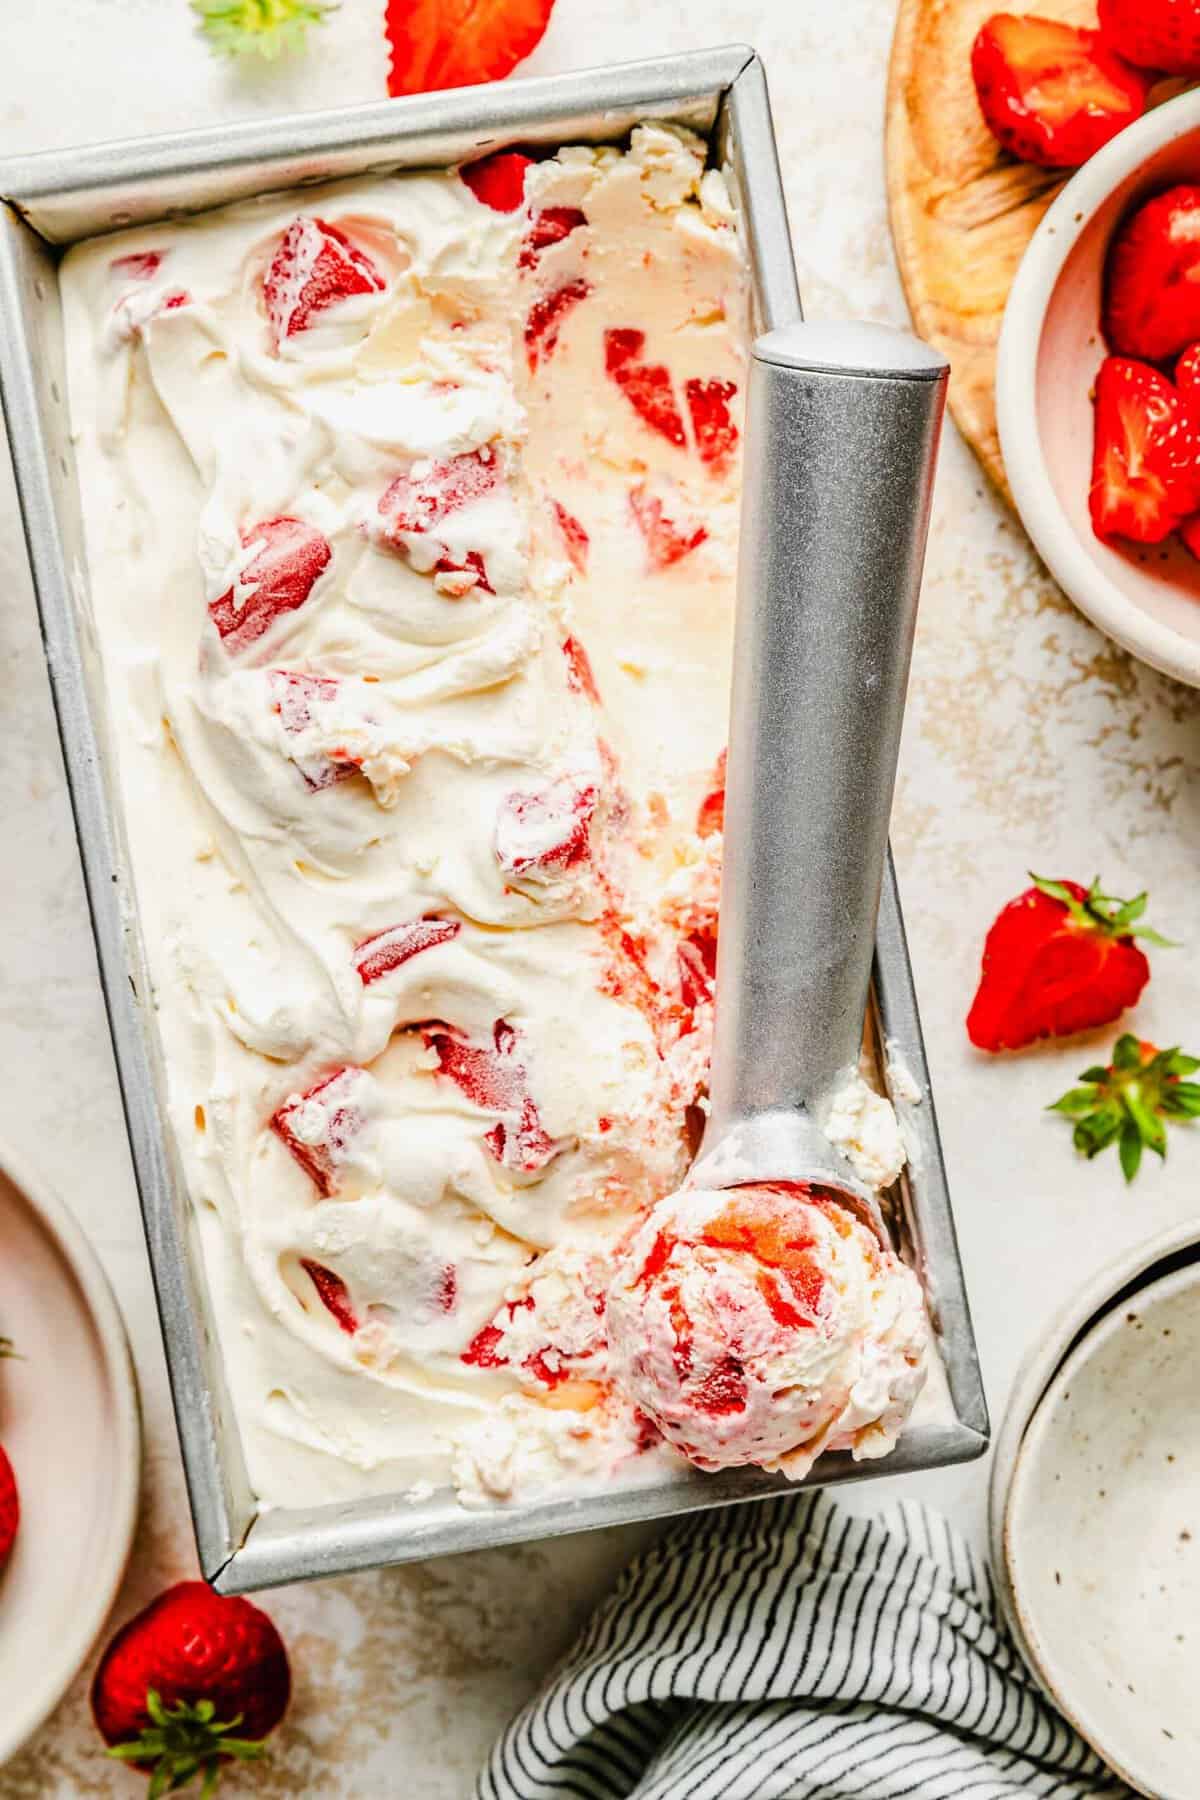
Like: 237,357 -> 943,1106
606,1184 -> 927,1477
58,122 -> 923,1511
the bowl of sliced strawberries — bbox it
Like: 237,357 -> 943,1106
993,11 -> 1200,687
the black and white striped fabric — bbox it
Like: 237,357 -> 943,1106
477,1492 -> 1133,1799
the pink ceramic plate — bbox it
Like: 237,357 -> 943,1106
0,1141 -> 140,1765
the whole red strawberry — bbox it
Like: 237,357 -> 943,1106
1089,356 -> 1200,543
1098,0 -> 1200,77
92,1581 -> 290,1794
1105,186 -> 1200,363
0,1445 -> 18,1568
967,875 -> 1168,1052
971,15 -> 1153,170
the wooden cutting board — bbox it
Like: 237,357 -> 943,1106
885,0 -> 1097,500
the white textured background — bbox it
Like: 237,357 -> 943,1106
1,0 -> 1198,1793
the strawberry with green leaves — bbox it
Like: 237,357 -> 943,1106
967,874 -> 1169,1052
1050,1035 -> 1200,1181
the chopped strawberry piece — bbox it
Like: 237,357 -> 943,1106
0,1445 -> 17,1568
685,378 -> 739,470
1105,187 -> 1200,364
604,328 -> 687,448
299,1259 -> 359,1335
425,1019 -> 560,1173
264,216 -> 385,346
692,1352 -> 748,1415
210,518 -> 332,654
385,0 -> 555,96
967,875 -> 1157,1052
434,549 -> 494,595
462,1322 -> 507,1368
520,206 -> 587,269
970,15 -> 1152,171
1098,0 -> 1200,79
525,277 -> 589,371
355,917 -> 461,984
268,669 -> 358,793
552,500 -> 590,573
701,1188 -> 828,1327
110,250 -> 165,281
270,1066 -> 368,1197
1089,357 -> 1200,545
495,777 -> 597,877
436,1265 -> 458,1313
562,634 -> 600,702
678,928 -> 718,1012
380,449 -> 500,537
629,485 -> 708,570
460,151 -> 535,212
696,747 -> 726,837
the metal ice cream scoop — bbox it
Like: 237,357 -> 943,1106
687,319 -> 948,1239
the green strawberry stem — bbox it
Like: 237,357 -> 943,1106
1030,873 -> 1175,946
1049,1033 -> 1200,1181
191,0 -> 336,59
106,1691 -> 268,1798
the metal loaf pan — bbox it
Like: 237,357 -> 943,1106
0,47 -> 987,1594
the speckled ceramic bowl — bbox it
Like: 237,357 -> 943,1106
997,87 -> 1200,688
0,1141 -> 141,1766
1004,1261 -> 1200,1798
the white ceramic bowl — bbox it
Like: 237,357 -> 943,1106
997,87 -> 1200,688
0,1140 -> 141,1766
1004,1260 -> 1200,1798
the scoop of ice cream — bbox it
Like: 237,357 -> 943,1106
605,1183 -> 927,1478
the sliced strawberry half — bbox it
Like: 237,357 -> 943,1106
685,378 -> 739,471
210,518 -> 332,654
355,917 -> 461,984
270,1066 -> 369,1196
268,669 -> 360,793
967,875 -> 1166,1052
551,500 -> 589,573
299,1260 -> 359,1335
562,634 -> 600,702
970,15 -> 1153,171
385,0 -> 556,97
525,277 -> 589,371
520,206 -> 587,269
604,329 -> 686,448
629,485 -> 708,570
1089,357 -> 1200,545
1105,186 -> 1200,364
424,1019 -> 560,1172
264,216 -> 385,346
495,777 -> 597,878
460,150 -> 535,212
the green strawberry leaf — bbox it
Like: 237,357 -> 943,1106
1029,873 -> 1177,947
192,0 -> 336,60
1050,1033 -> 1200,1182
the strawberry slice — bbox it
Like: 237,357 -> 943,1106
264,216 -> 385,346
1105,187 -> 1200,364
1050,1033 -> 1200,1182
270,1067 -> 369,1196
424,1019 -> 560,1172
967,875 -> 1167,1052
354,918 -> 461,984
268,669 -> 359,792
970,15 -> 1152,170
460,150 -> 534,212
629,485 -> 708,570
685,378 -> 739,471
677,927 -> 718,1014
210,518 -> 331,654
525,277 -> 589,371
495,777 -> 597,878
1089,357 -> 1200,545
385,0 -> 556,96
0,1445 -> 18,1568
551,501 -> 589,573
299,1260 -> 359,1335
562,634 -> 600,702
1097,0 -> 1200,79
379,449 -> 501,590
696,747 -> 726,838
520,206 -> 587,269
604,329 -> 686,448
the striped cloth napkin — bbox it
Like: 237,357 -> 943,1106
477,1491 -> 1134,1799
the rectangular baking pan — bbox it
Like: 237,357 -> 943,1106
0,46 -> 987,1594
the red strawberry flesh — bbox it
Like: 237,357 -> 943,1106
460,150 -> 534,212
385,0 -> 556,97
264,216 -> 384,345
270,1066 -> 367,1196
562,633 -> 600,701
355,917 -> 461,984
629,485 -> 708,570
696,747 -> 726,837
552,500 -> 590,573
495,778 -> 597,876
685,377 -> 739,469
1098,0 -> 1200,78
0,1445 -> 18,1568
425,1019 -> 560,1173
299,1260 -> 359,1334
1105,186 -> 1200,364
525,277 -> 589,370
1089,356 -> 1200,545
210,518 -> 331,654
604,328 -> 687,447
110,250 -> 165,281
520,206 -> 587,268
970,15 -> 1152,171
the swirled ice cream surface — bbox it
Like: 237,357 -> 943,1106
61,126 -> 914,1510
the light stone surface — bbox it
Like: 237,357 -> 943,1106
1,2 -> 1199,1794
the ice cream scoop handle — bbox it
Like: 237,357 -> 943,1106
706,322 -> 947,1133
